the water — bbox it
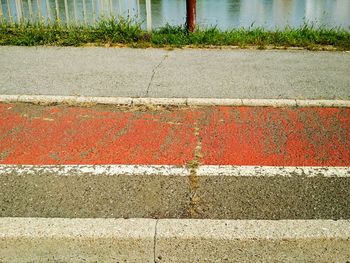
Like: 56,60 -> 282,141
153,0 -> 350,30
1,0 -> 350,30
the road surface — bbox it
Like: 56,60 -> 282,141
0,46 -> 349,100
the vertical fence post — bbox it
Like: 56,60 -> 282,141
108,0 -> 112,17
45,0 -> 51,22
104,0 -> 108,17
0,0 -> 3,22
73,0 -> 77,23
118,0 -> 121,17
137,0 -> 140,21
54,0 -> 59,20
82,0 -> 87,23
28,0 -> 33,21
99,0 -> 103,17
127,0 -> 131,17
6,0 -> 13,23
15,0 -> 23,22
36,0 -> 41,20
145,0 -> 151,32
64,0 -> 69,25
186,0 -> 196,32
91,0 -> 95,23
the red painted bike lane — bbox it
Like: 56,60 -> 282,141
0,103 -> 349,166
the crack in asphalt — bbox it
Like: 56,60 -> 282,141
146,55 -> 168,97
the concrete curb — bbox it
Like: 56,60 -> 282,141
1,218 -> 350,262
156,219 -> 350,262
0,217 -> 156,262
1,94 -> 350,107
1,165 -> 350,219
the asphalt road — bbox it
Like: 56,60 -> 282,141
0,46 -> 349,100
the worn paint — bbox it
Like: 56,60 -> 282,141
0,103 -> 349,166
200,107 -> 350,166
0,103 -> 198,165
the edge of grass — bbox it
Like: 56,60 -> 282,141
0,17 -> 349,50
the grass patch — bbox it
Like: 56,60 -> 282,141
0,18 -> 349,50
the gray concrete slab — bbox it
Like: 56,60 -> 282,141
0,47 -> 349,100
1,165 -> 350,219
0,166 -> 190,218
192,174 -> 350,219
149,49 -> 350,99
156,219 -> 350,262
0,217 -> 155,262
0,46 -> 167,97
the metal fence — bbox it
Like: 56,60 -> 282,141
0,0 -> 152,30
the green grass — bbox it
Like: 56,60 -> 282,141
1,17 -> 349,50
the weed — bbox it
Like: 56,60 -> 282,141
1,18 -> 349,50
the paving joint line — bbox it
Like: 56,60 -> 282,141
146,55 -> 168,97
154,219 -> 159,263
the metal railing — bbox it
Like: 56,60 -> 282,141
0,0 -> 152,30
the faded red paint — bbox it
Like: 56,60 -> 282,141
0,104 -> 198,165
0,103 -> 349,166
200,107 -> 350,166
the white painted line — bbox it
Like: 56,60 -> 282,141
1,95 -> 350,107
197,165 -> 350,177
0,165 -> 190,176
1,165 -> 349,177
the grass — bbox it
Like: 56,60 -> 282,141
0,17 -> 349,50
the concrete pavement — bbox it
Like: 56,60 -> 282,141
1,218 -> 350,262
1,46 -> 350,261
0,46 -> 350,100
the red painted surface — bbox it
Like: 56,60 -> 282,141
0,104 -> 198,165
200,107 -> 350,166
0,103 -> 349,166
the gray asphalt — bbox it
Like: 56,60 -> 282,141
1,46 -> 349,100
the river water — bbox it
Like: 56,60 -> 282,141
1,0 -> 350,30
